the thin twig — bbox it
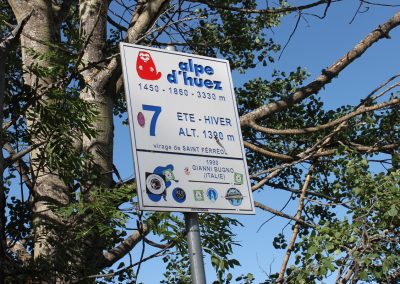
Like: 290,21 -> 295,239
279,11 -> 301,60
254,201 -> 315,228
277,166 -> 314,283
77,243 -> 173,281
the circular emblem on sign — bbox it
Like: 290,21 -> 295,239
225,188 -> 243,206
146,174 -> 166,195
172,187 -> 186,203
206,188 -> 218,203
137,112 -> 145,127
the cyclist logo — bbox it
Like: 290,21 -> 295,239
136,51 -> 162,80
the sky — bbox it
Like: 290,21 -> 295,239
112,1 -> 400,283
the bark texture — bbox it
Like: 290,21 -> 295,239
5,0 -> 168,282
80,0 -> 114,189
8,2 -> 73,282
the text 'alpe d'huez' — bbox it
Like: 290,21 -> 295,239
167,59 -> 223,90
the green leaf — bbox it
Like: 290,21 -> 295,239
387,205 -> 398,217
359,271 -> 368,280
211,255 -> 219,268
353,187 -> 362,195
308,246 -> 318,255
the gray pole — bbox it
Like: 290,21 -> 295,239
165,44 -> 206,284
184,212 -> 207,284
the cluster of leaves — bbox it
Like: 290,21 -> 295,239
201,214 -> 242,282
2,0 -> 399,282
185,1 -> 282,72
2,2 -> 108,279
67,6 -> 400,284
136,212 -> 245,283
264,155 -> 399,283
237,69 -> 319,186
113,0 -> 285,119
215,273 -> 256,284
58,184 -> 136,245
235,46 -> 399,282
97,265 -> 139,284
12,184 -> 138,281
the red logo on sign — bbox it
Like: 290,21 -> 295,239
136,51 -> 162,80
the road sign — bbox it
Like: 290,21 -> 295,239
120,43 -> 255,214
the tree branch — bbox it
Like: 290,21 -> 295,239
361,0 -> 400,7
249,96 -> 400,135
2,143 -> 33,190
250,110 -> 353,190
264,181 -> 349,207
107,15 -> 128,32
244,141 -> 294,161
0,13 -> 33,269
53,0 -> 75,27
254,201 -> 315,228
4,141 -> 45,166
89,0 -> 169,98
189,0 -> 337,15
6,0 -> 30,21
80,242 -> 173,281
100,224 -> 150,268
0,10 -> 32,53
277,166 -> 314,283
240,11 -> 400,127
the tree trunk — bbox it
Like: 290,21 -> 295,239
5,0 -> 168,281
80,0 -> 114,190
8,1 -> 72,282
0,37 -> 7,284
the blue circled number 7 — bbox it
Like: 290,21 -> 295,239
142,105 -> 162,136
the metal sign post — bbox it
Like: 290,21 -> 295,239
166,45 -> 206,284
120,42 -> 255,283
185,212 -> 206,284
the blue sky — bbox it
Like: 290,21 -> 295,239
113,1 -> 400,282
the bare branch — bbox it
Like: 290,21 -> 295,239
107,15 -> 128,31
277,167 -> 314,283
264,182 -> 349,207
100,224 -> 149,268
2,143 -> 33,190
279,11 -> 301,60
189,0 -> 338,15
5,141 -> 45,166
338,261 -> 357,284
127,0 -> 170,43
244,141 -> 294,161
80,242 -> 173,281
362,73 -> 400,103
347,142 -> 399,153
249,96 -> 400,135
112,164 -> 123,185
90,0 -> 169,96
254,201 -> 315,228
0,10 -> 32,53
361,0 -> 400,7
250,108 -> 355,190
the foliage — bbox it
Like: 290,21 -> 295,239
146,213 -> 242,283
1,0 -> 399,283
274,169 -> 400,283
57,184 -> 136,242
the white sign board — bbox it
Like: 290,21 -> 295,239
120,43 -> 255,214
